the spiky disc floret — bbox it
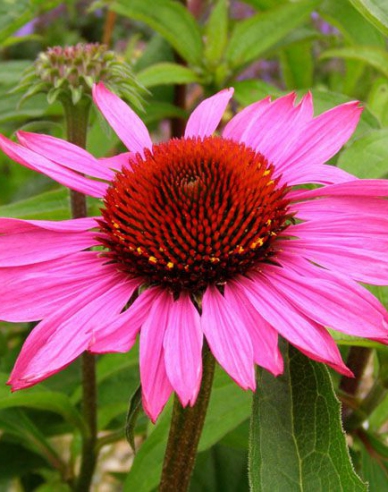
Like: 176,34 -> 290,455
98,136 -> 291,294
14,43 -> 146,109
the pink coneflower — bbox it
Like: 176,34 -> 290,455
1,84 -> 388,422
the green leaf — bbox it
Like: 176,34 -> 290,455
348,0 -> 388,36
225,0 -> 319,71
137,63 -> 200,88
0,374 -> 87,436
233,79 -> 283,107
0,188 -> 101,220
0,0 -> 61,46
190,444 -> 249,492
126,385 -> 142,452
0,408 -> 65,469
280,41 -> 314,89
320,46 -> 388,79
359,438 -> 388,491
204,0 -> 229,66
249,342 -> 366,491
142,102 -> 187,126
0,188 -> 70,220
337,129 -> 388,179
319,0 -> 385,46
368,78 -> 388,127
124,368 -> 251,492
0,442 -> 46,480
0,61 -> 30,86
111,0 -> 203,66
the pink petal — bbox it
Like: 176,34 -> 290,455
262,264 -> 388,339
90,286 -> 160,354
290,179 -> 388,201
267,92 -> 314,165
0,135 -> 107,198
0,217 -> 98,233
290,215 -> 388,239
0,253 -> 129,322
285,240 -> 388,286
17,131 -> 114,180
222,96 -> 271,142
278,101 -> 362,173
202,285 -> 255,390
290,196 -> 388,221
163,292 -> 203,406
225,282 -> 283,376
92,82 -> 152,156
278,251 -> 388,318
0,219 -> 98,267
140,289 -> 173,422
238,274 -> 352,376
9,273 -> 134,390
98,152 -> 134,172
185,88 -> 234,139
242,93 -> 299,154
282,164 -> 355,187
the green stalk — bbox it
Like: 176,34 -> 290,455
62,97 -> 98,492
159,345 -> 216,492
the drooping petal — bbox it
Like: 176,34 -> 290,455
238,275 -> 352,376
9,273 -> 134,390
278,251 -> 388,319
163,292 -> 203,406
202,286 -> 255,390
261,264 -> 388,339
185,88 -> 234,139
284,239 -> 388,286
0,253 -> 129,322
140,288 -> 173,422
90,286 -> 159,353
17,131 -> 114,180
92,82 -> 152,156
0,219 -> 98,267
225,281 -> 283,375
0,135 -> 107,198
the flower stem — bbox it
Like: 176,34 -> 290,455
339,346 -> 372,420
62,98 -> 98,491
75,352 -> 98,492
159,345 -> 215,492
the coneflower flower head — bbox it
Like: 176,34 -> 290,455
1,85 -> 388,422
13,43 -> 145,109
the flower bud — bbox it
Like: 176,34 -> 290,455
14,43 -> 146,109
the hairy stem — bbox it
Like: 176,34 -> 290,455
159,345 -> 215,492
63,98 -> 98,492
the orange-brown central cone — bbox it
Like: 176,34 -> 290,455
98,136 -> 291,293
